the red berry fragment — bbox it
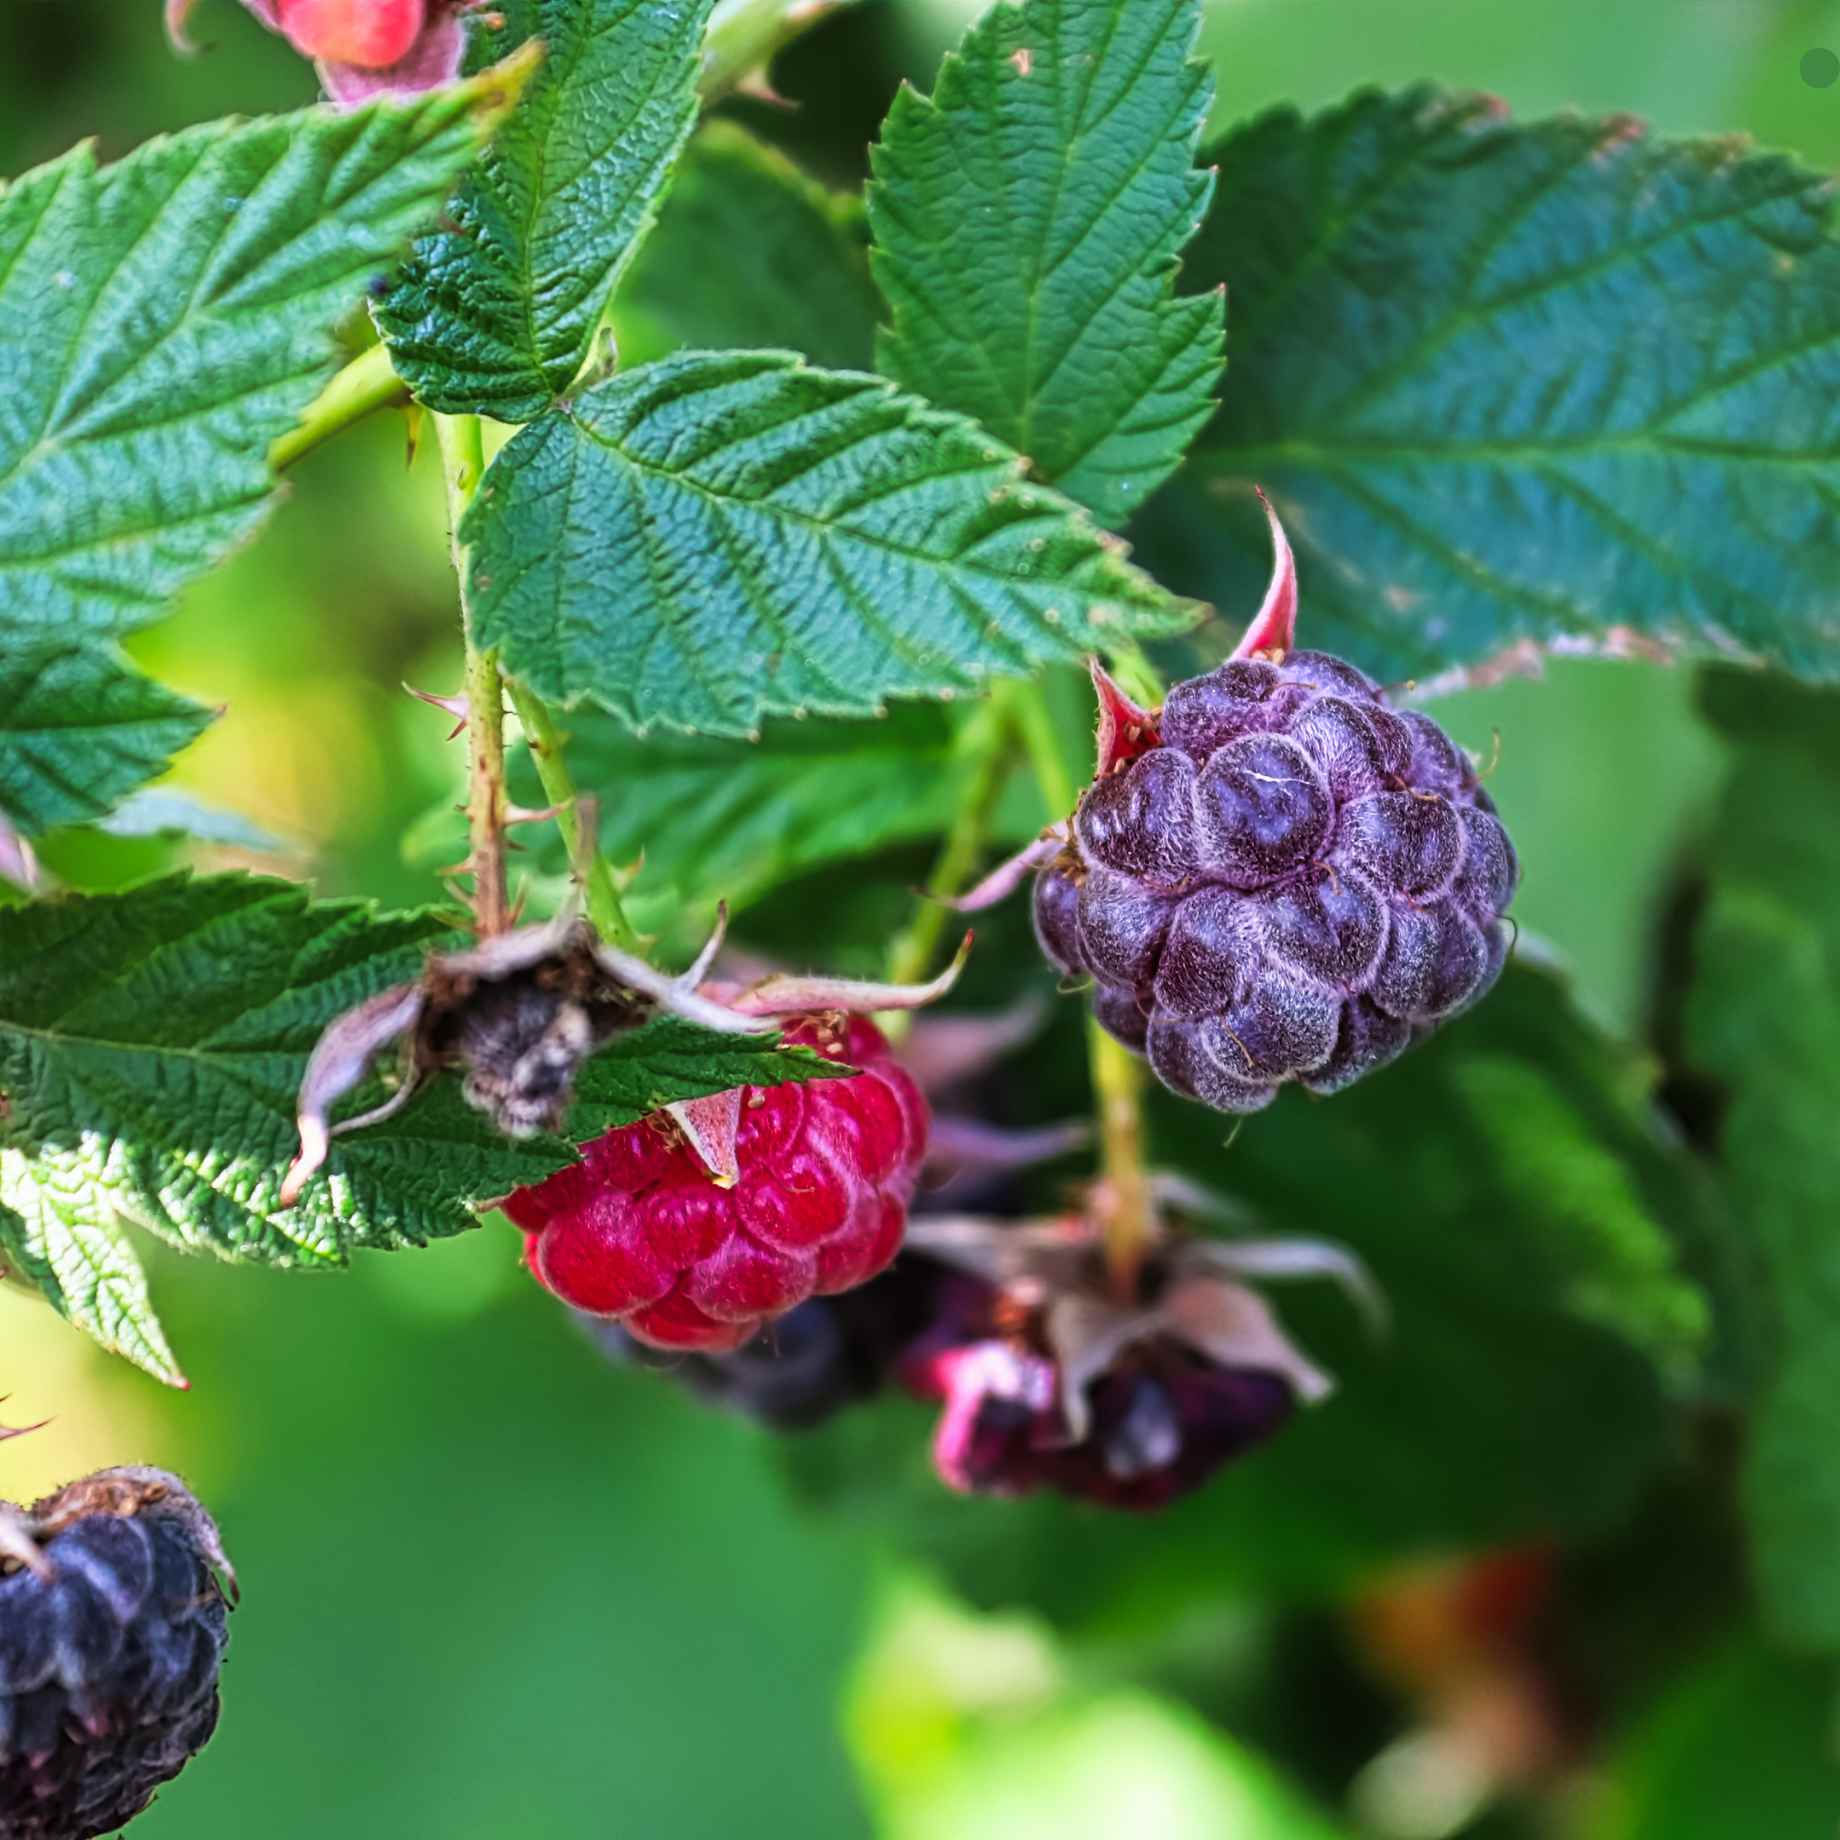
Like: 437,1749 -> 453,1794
276,0 -> 425,66
0,1470 -> 233,1840
509,1016 -> 929,1351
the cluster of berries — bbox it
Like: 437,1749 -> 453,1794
283,502 -> 1503,1513
0,1470 -> 232,1840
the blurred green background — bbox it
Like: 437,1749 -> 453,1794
5,1 -> 1840,1834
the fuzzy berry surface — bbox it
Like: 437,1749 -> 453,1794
0,1489 -> 229,1840
1035,651 -> 1519,1112
509,1015 -> 929,1352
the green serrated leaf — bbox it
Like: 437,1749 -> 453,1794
0,643 -> 212,836
868,0 -> 1223,527
615,120 -> 879,371
466,350 -> 1197,737
0,78 -> 505,646
1684,671 -> 1840,1650
0,875 -> 569,1276
0,873 -> 853,1382
0,1193 -> 184,1387
377,0 -> 717,421
1150,87 -> 1840,681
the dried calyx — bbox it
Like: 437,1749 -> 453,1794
900,1182 -> 1381,1510
281,911 -> 765,1205
0,1468 -> 236,1600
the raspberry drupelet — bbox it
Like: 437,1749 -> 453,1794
507,1014 -> 930,1352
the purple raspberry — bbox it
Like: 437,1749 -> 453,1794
1018,497 -> 1518,1114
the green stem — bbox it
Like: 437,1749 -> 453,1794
434,414 -> 509,938
879,699 -> 1015,1041
269,343 -> 409,473
700,0 -> 858,99
505,682 -> 641,953
1006,676 -> 1079,820
1007,677 -> 1155,1295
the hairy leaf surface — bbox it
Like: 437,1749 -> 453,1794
377,0 -> 716,420
0,644 -> 211,836
0,77 -> 507,645
0,875 -> 836,1378
869,0 -> 1222,526
466,349 -> 1196,736
1155,88 -> 1840,680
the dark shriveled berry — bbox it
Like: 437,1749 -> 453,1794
0,1470 -> 232,1840
576,1254 -> 949,1431
1043,650 -> 1517,1112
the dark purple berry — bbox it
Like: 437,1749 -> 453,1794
1090,983 -> 1150,1051
1032,857 -> 1086,976
1193,734 -> 1334,888
1037,1356 -> 1295,1511
1161,660 -> 1308,758
1075,870 -> 1173,995
577,1252 -> 948,1431
0,1470 -> 232,1840
1075,749 -> 1200,890
1151,886 -> 1262,1021
1040,649 -> 1518,1112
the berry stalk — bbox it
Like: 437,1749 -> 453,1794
268,341 -> 409,472
700,0 -> 855,102
880,696 -> 1014,1040
435,411 -> 509,938
1009,676 -> 1159,1294
505,680 -> 642,953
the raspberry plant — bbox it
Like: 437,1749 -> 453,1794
4,0 -> 1840,1829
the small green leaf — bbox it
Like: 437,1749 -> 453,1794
0,76 -> 509,646
571,1018 -> 845,1138
615,121 -> 879,371
377,0 -> 717,421
869,0 -> 1223,527
0,644 -> 211,837
1157,88 -> 1840,681
0,1194 -> 184,1388
466,350 -> 1197,737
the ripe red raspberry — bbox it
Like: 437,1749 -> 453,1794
507,1015 -> 929,1352
1028,501 -> 1517,1114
